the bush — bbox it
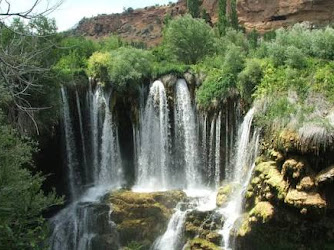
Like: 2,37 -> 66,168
87,51 -> 111,84
196,69 -> 235,109
108,47 -> 153,90
0,115 -> 62,249
164,15 -> 215,64
285,46 -> 307,69
237,59 -> 263,102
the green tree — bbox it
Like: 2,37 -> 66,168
201,9 -> 211,24
164,15 -> 215,64
108,47 -> 153,90
187,0 -> 200,18
0,114 -> 62,249
230,0 -> 238,30
218,0 -> 227,36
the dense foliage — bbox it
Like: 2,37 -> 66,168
0,16 -> 63,249
163,15 -> 215,64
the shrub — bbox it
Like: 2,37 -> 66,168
237,59 -> 263,102
164,15 -> 215,64
196,69 -> 235,109
87,51 -> 111,84
108,47 -> 153,90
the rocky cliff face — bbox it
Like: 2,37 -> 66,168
238,0 -> 334,33
236,130 -> 334,249
73,0 -> 334,45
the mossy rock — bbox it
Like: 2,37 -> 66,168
186,238 -> 220,250
249,201 -> 274,223
216,183 -> 236,207
108,190 -> 186,248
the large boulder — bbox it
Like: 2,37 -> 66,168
107,190 -> 186,248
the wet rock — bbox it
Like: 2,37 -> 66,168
249,201 -> 274,223
296,176 -> 315,191
285,189 -> 327,210
184,72 -> 196,86
316,165 -> 334,185
282,158 -> 308,180
216,184 -> 235,207
186,238 -> 220,250
107,190 -> 186,247
160,74 -> 177,88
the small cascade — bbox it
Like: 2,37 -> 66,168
90,87 -> 102,183
174,79 -> 202,189
61,87 -> 80,200
152,203 -> 187,250
214,112 -> 222,188
98,92 -> 123,186
50,187 -> 120,250
75,90 -> 88,170
200,114 -> 208,175
208,118 -> 215,184
219,108 -> 259,250
136,80 -> 170,190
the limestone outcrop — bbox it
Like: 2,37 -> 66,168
107,190 -> 186,248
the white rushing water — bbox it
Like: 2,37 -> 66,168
152,203 -> 188,250
175,79 -> 202,189
208,118 -> 215,185
153,189 -> 217,250
51,85 -> 123,250
61,87 -> 79,200
215,112 -> 222,189
75,90 -> 88,170
219,107 -> 259,250
136,80 -> 170,190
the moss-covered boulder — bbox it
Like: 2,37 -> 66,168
185,238 -> 220,250
107,190 -> 186,248
184,210 -> 223,243
216,184 -> 235,207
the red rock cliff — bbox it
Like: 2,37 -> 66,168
73,0 -> 334,45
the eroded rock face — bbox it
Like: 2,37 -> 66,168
237,145 -> 334,249
238,0 -> 334,33
107,190 -> 186,248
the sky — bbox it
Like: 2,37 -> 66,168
3,0 -> 178,31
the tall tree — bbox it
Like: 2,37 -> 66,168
230,0 -> 238,30
187,0 -> 200,18
218,0 -> 227,36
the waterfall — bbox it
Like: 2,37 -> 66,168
219,108 -> 259,250
136,80 -> 170,190
61,87 -> 80,200
75,90 -> 88,171
90,87 -> 102,183
215,112 -> 222,188
50,187 -> 120,250
152,204 -> 187,250
208,119 -> 215,185
174,79 -> 202,189
51,85 -> 123,250
98,92 -> 123,186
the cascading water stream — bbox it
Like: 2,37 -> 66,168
215,112 -> 222,188
219,107 -> 259,250
75,90 -> 88,170
51,85 -> 123,250
136,80 -> 170,190
174,79 -> 202,189
61,87 -> 80,200
208,119 -> 215,184
152,203 -> 188,250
